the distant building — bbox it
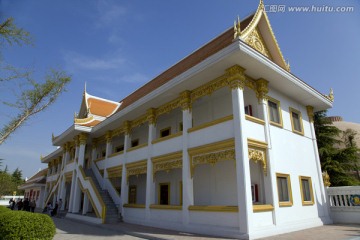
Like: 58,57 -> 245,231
18,168 -> 47,208
329,116 -> 360,180
39,1 -> 333,239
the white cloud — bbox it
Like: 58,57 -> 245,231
63,51 -> 126,71
96,0 -> 127,27
119,73 -> 148,83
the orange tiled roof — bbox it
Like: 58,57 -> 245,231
87,97 -> 119,117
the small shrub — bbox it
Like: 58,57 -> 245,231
0,211 -> 56,240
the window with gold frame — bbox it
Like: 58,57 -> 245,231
160,127 -> 171,138
289,107 -> 304,135
299,176 -> 314,205
276,173 -> 293,207
267,97 -> 283,127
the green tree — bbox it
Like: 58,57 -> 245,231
0,17 -> 71,145
0,172 -> 16,196
314,110 -> 360,186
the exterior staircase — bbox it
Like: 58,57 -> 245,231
84,168 -> 121,223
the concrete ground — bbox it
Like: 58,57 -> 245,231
51,216 -> 360,240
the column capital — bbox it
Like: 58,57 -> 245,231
306,105 -> 314,123
79,133 -> 88,145
92,139 -> 98,149
74,135 -> 80,147
256,78 -> 269,102
147,108 -> 157,125
124,121 -> 131,135
180,90 -> 192,111
226,65 -> 246,90
106,130 -> 113,143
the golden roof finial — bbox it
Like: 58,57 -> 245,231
285,59 -> 291,72
233,15 -> 241,39
328,88 -> 334,102
52,133 -> 55,141
40,154 -> 43,160
83,82 -> 87,96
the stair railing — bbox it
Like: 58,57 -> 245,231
78,165 -> 106,223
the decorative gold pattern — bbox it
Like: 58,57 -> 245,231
193,149 -> 235,166
189,138 -> 235,178
124,121 -> 131,135
79,133 -> 87,145
105,131 -> 113,143
152,151 -> 182,179
256,78 -> 269,101
107,165 -> 122,178
147,108 -> 157,125
248,148 -> 267,175
190,75 -> 228,101
226,65 -> 246,90
306,106 -> 314,123
126,160 -> 147,182
156,98 -> 181,116
244,27 -> 271,58
131,114 -> 148,129
74,115 -> 94,124
179,90 -> 192,111
322,171 -> 331,187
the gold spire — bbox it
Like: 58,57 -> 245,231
233,15 -> 241,39
328,88 -> 334,102
285,59 -> 291,72
83,82 -> 87,96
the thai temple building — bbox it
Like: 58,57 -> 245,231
40,1 -> 334,239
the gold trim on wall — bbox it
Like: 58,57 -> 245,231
253,204 -> 274,212
188,205 -> 238,212
188,115 -> 233,133
127,143 -> 148,152
107,165 -> 122,178
152,132 -> 182,144
245,115 -> 265,125
150,204 -> 182,210
123,204 -> 145,208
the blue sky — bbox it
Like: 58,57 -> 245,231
0,0 -> 359,178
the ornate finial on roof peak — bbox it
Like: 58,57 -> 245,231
328,88 -> 334,102
285,59 -> 291,72
83,82 -> 87,96
233,15 -> 241,39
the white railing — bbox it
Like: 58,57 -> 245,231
327,186 -> 360,224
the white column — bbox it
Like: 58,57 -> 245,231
103,131 -> 112,189
181,90 -> 193,226
121,122 -> 131,216
228,66 -> 253,237
146,109 -> 156,219
307,106 -> 332,223
257,79 -> 278,225
82,194 -> 89,215
72,133 -> 87,213
68,170 -> 76,212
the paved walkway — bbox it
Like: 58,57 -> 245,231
52,216 -> 360,240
